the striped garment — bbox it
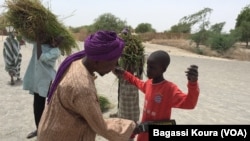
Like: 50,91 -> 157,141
3,35 -> 22,78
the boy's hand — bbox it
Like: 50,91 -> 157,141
185,65 -> 198,82
112,67 -> 125,77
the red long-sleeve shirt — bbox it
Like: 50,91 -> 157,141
123,71 -> 200,141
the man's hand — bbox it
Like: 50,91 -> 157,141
185,65 -> 198,82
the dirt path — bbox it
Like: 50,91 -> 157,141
0,39 -> 249,141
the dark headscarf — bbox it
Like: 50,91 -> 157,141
47,30 -> 124,103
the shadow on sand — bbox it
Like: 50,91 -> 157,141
7,79 -> 23,87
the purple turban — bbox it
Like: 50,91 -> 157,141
85,31 -> 124,60
47,30 -> 124,103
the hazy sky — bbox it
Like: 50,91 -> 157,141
1,0 -> 249,32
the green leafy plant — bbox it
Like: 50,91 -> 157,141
119,32 -> 145,77
208,33 -> 237,54
98,95 -> 112,113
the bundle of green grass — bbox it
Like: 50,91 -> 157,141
4,0 -> 78,55
119,30 -> 145,76
98,95 -> 112,113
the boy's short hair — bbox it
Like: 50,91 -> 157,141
150,50 -> 170,70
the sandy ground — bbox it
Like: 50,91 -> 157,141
0,36 -> 250,141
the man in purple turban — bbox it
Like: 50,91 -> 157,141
38,31 -> 135,141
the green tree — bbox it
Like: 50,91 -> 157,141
208,33 -> 237,54
180,8 -> 213,48
191,29 -> 209,48
169,22 -> 191,33
209,22 -> 225,33
135,23 -> 155,33
180,7 -> 212,28
238,21 -> 250,48
235,4 -> 250,48
89,13 -> 127,33
206,26 -> 239,54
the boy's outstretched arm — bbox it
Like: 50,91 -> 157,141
172,65 -> 199,109
113,67 -> 146,93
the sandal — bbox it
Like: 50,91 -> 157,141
26,130 -> 37,139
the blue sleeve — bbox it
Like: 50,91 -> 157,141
40,48 -> 61,65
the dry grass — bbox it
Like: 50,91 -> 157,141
150,39 -> 250,61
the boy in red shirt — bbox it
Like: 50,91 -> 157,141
113,50 -> 199,141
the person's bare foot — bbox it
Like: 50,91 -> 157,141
9,71 -> 15,85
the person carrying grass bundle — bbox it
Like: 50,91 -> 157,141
37,31 -> 135,141
23,35 -> 63,139
113,50 -> 200,141
3,0 -> 77,138
110,28 -> 144,137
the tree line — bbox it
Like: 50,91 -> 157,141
68,5 -> 250,54
1,5 -> 250,54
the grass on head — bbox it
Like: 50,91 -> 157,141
4,0 -> 78,55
